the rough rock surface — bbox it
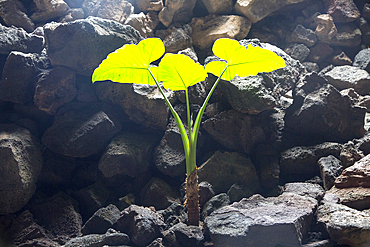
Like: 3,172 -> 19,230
0,124 -> 43,214
158,0 -> 197,27
41,102 -> 123,157
82,0 -> 134,24
0,24 -> 44,55
235,0 -> 308,23
0,0 -> 35,32
198,151 -> 260,194
43,16 -> 142,76
114,205 -> 167,247
317,202 -> 370,247
335,154 -> 370,188
31,0 -> 69,22
205,193 -> 317,247
191,15 -> 251,49
98,131 -> 158,178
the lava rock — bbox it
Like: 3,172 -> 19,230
42,102 -> 123,157
158,0 -> 197,27
64,228 -> 130,247
169,222 -> 204,247
205,193 -> 317,247
0,0 -> 34,32
0,124 -> 43,214
201,193 -> 230,219
82,0 -> 134,24
82,204 -> 121,235
318,155 -> 343,190
43,16 -> 142,76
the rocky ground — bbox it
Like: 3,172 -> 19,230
1,0 -> 370,246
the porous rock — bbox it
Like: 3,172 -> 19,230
41,102 -> 123,157
31,0 -> 69,22
125,11 -> 159,38
114,205 -> 167,247
43,16 -> 142,76
198,150 -> 260,194
205,193 -> 317,247
317,202 -> 370,246
96,82 -> 175,130
82,0 -> 134,24
323,0 -> 360,23
82,204 -> 121,235
98,131 -> 159,178
191,15 -> 251,50
0,24 -> 44,54
158,0 -> 197,27
353,48 -> 370,73
0,0 -> 34,32
235,0 -> 308,23
318,155 -> 343,190
0,51 -> 50,104
0,124 -> 43,214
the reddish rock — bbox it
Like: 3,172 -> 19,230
335,154 -> 370,188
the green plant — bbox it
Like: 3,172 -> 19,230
92,38 -> 286,226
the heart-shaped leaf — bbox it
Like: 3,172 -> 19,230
158,53 -> 207,91
205,38 -> 286,81
92,38 -> 165,85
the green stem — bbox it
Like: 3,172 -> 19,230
185,88 -> 194,177
190,64 -> 229,158
148,68 -> 190,165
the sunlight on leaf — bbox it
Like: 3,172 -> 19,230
205,38 -> 286,81
158,53 -> 208,91
92,38 -> 165,85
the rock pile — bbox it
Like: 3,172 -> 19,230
0,0 -> 370,246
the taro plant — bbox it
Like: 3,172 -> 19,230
92,38 -> 286,226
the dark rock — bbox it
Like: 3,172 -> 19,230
334,153 -> 370,188
316,202 -> 370,246
218,75 -> 276,115
125,11 -> 159,39
0,51 -> 50,104
325,23 -> 362,47
254,144 -> 280,191
198,151 -> 260,194
0,0 -> 34,32
353,48 -> 370,73
324,65 -> 370,96
202,110 -> 265,155
303,62 -> 320,73
72,182 -> 110,222
318,155 -> 343,190
191,15 -> 251,50
0,124 -> 43,214
307,43 -> 333,63
147,237 -> 166,247
28,192 -> 82,245
154,119 -> 187,177
64,0 -> 85,8
136,0 -> 163,12
114,205 -> 167,247
140,177 -> 180,210
169,222 -> 204,247
156,24 -> 192,54
332,51 -> 352,66
205,193 -> 317,247
0,24 -> 44,54
30,0 -> 69,22
328,186 -> 370,210
284,43 -> 310,62
201,193 -> 230,219
43,16 -> 142,76
283,182 -> 325,201
63,228 -> 130,247
200,0 -> 233,15
340,140 -> 364,168
286,24 -> 317,47
98,131 -> 159,178
285,82 -> 366,143
358,17 -> 370,46
4,210 -> 59,247
82,204 -> 121,235
41,102 -> 123,158
239,39 -> 306,101
58,8 -> 85,23
199,181 -> 215,208
82,0 -> 133,24
95,82 -> 175,130
280,142 -> 341,182
234,0 -> 308,23
158,0 -> 197,27
34,66 -> 77,115
323,0 -> 360,23
157,202 -> 187,228
355,131 -> 370,155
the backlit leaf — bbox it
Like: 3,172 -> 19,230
92,38 -> 165,85
205,38 -> 286,81
158,53 -> 207,91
